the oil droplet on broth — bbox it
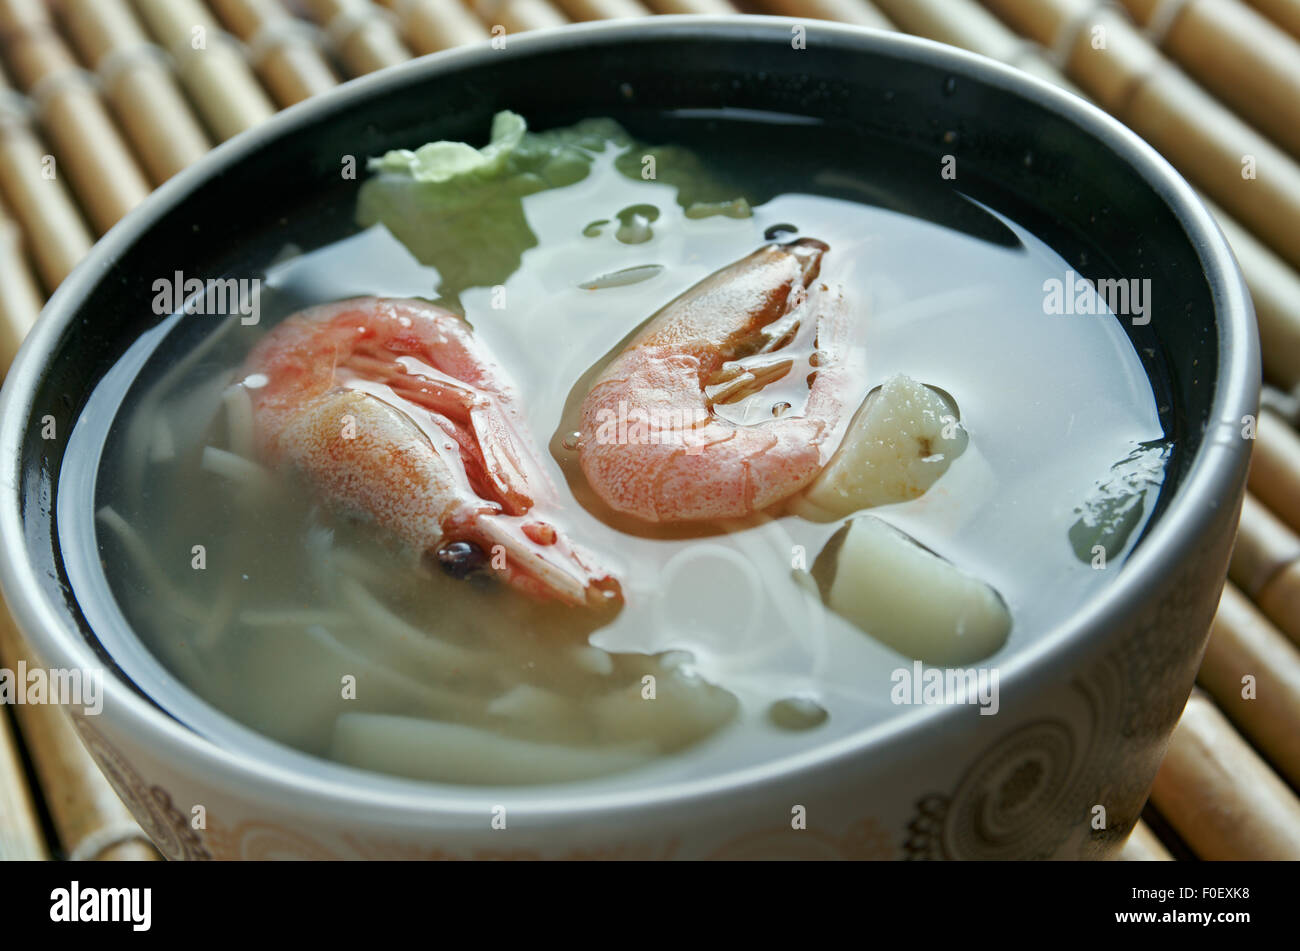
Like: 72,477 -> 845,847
614,204 -> 660,244
578,264 -> 665,290
769,697 -> 829,731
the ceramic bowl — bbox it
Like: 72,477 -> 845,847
0,17 -> 1257,859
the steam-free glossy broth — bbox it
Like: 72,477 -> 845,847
62,117 -> 1168,788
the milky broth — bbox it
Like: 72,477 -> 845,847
65,142 -> 1166,789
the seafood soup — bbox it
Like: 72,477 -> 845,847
61,112 -> 1171,788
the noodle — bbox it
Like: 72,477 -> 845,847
149,416 -> 175,463
592,669 -> 738,749
301,624 -> 484,720
329,712 -> 657,784
122,318 -> 241,498
222,384 -> 255,459
571,645 -> 615,676
338,576 -> 496,678
193,580 -> 238,650
240,608 -> 352,628
200,446 -> 276,493
326,546 -> 407,590
487,684 -> 579,721
95,506 -> 204,623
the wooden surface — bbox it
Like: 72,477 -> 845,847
1,0 -> 1298,861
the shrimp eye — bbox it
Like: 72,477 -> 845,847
432,541 -> 488,579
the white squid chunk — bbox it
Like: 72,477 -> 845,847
799,374 -> 968,520
817,515 -> 1010,665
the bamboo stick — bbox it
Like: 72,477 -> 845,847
0,706 -> 47,859
1262,383 -> 1300,427
0,602 -> 159,860
1230,492 -> 1300,648
1116,819 -> 1173,860
375,0 -> 489,53
0,204 -> 41,375
0,0 -> 152,234
1243,0 -> 1300,43
1106,33 -> 1265,199
1199,581 -> 1300,788
1205,197 -> 1300,390
978,0 -> 1300,274
468,0 -> 569,32
752,0 -> 893,29
0,73 -> 93,290
209,0 -> 340,106
300,0 -> 412,75
1249,408 -> 1300,534
1149,691 -> 1300,859
0,130 -> 91,291
56,0 -> 211,186
867,0 -> 1085,90
550,0 -> 651,20
253,33 -> 339,104
986,0 -> 1063,43
7,52 -> 153,235
873,0 -> 1022,57
1122,0 -> 1300,161
640,0 -> 734,14
1231,491 -> 1300,595
130,0 -> 277,142
85,55 -> 210,187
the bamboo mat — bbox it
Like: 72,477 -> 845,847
1,0 -> 1299,862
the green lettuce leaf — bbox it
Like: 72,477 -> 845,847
356,111 -> 750,306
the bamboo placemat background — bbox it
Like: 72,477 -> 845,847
2,0 -> 1300,862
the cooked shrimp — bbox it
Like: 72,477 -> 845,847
577,238 -> 857,523
242,297 -> 620,607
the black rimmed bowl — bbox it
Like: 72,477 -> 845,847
0,17 -> 1257,859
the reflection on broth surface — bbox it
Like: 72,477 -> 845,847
65,115 -> 1169,788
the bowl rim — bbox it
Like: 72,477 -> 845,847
0,15 -> 1258,824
